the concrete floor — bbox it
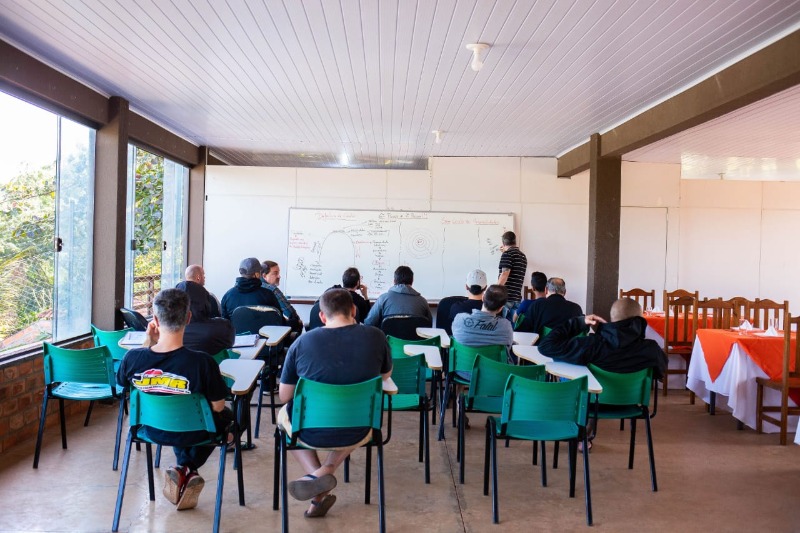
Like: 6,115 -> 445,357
1,391 -> 799,532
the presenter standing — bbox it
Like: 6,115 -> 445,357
496,231 -> 527,317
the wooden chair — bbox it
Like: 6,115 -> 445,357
725,296 -> 755,324
752,299 -> 789,330
523,286 -> 534,300
619,288 -> 656,311
695,298 -> 734,330
755,314 -> 800,445
662,290 -> 699,400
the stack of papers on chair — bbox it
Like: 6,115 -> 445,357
233,334 -> 259,347
120,331 -> 147,345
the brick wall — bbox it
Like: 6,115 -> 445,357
0,338 -> 94,454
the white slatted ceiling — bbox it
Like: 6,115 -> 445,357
1,0 -> 799,169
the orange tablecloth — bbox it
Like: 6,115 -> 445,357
645,313 -> 713,340
695,328 -> 797,388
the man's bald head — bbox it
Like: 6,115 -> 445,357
610,298 -> 642,322
185,264 -> 205,285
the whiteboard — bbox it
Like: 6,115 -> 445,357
286,208 -> 515,300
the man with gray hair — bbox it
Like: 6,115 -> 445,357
514,277 -> 582,336
219,257 -> 282,320
116,289 -> 232,511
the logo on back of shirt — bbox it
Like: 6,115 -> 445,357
464,317 -> 498,331
132,369 -> 190,394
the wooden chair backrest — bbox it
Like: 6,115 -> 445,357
619,288 -> 655,311
523,286 -> 534,300
695,298 -> 734,330
663,290 -> 699,350
783,314 -> 800,383
752,299 -> 789,330
724,296 -> 755,324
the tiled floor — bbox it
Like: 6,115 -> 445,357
1,391 -> 799,532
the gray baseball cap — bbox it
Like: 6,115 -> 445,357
239,257 -> 261,276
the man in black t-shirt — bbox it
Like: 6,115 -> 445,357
278,289 -> 392,518
117,289 -> 231,511
497,231 -> 527,316
341,267 -> 371,322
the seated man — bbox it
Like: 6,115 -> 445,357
182,264 -> 221,317
515,277 -> 583,335
219,257 -> 282,320
278,289 -> 392,519
451,284 -> 514,364
514,270 -> 547,324
175,279 -> 235,355
364,265 -> 432,327
116,289 -> 232,510
445,269 -> 488,335
261,260 -> 304,334
320,267 -> 372,323
538,298 -> 668,449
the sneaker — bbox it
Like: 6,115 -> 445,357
163,466 -> 186,505
177,471 -> 205,510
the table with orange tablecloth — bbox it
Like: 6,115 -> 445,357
686,328 -> 798,438
643,313 -> 712,389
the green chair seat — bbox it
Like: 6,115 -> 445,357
52,382 -> 126,401
502,420 -> 580,441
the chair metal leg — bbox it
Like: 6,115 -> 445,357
582,434 -> 593,526
709,391 -> 716,415
423,404 -> 430,484
58,398 -> 67,449
540,441 -> 547,487
280,435 -> 289,533
620,419 -> 625,430
418,404 -> 424,463
377,441 -> 386,533
553,441 -> 559,469
112,432 -> 134,532
272,429 -> 281,511
145,444 -> 155,501
112,397 -> 125,470
430,370 -> 439,426
32,393 -> 49,468
365,445 -> 372,504
234,428 -> 244,506
213,444 -> 226,533
154,445 -> 162,468
644,410 -> 658,492
628,418 -> 637,469
269,373 -> 278,425
568,439 -> 577,498
344,454 -> 350,482
532,441 -> 537,465
490,423 -> 499,524
84,400 -> 94,427
458,397 -> 466,484
254,370 -> 266,439
483,420 -> 491,496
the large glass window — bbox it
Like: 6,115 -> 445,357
124,146 -> 188,316
0,92 -> 95,354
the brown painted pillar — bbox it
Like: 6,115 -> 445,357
187,146 -> 208,266
586,133 -> 621,318
92,97 -> 129,330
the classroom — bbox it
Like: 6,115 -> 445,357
1,1 -> 800,531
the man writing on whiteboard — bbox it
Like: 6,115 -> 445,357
497,231 -> 527,317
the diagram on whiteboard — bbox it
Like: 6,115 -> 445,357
286,209 -> 514,300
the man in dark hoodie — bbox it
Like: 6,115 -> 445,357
220,257 -> 282,320
176,275 -> 235,356
363,265 -> 431,327
538,297 -> 667,378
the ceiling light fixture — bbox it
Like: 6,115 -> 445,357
465,43 -> 490,71
431,130 -> 443,144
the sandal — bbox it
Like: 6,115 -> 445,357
288,474 -> 337,501
305,494 -> 337,518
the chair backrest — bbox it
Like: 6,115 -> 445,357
541,325 -> 585,339
468,355 -> 545,402
230,305 -> 283,334
500,375 -> 589,430
129,389 -> 216,434
119,307 -> 149,331
782,314 -> 800,384
387,354 -> 426,397
619,288 -> 656,311
725,296 -> 755,324
523,286 -> 534,300
380,315 -> 432,340
752,298 -> 789,330
91,324 -> 132,361
42,343 -> 115,390
435,296 -> 468,334
211,349 -> 230,365
386,334 -> 441,359
306,300 -> 324,331
449,339 -> 506,374
695,298 -> 734,330
663,290 -> 699,348
588,365 -> 653,407
291,377 -> 383,439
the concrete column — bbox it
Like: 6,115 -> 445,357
187,147 -> 208,266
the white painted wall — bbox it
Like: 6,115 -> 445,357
202,158 -> 800,322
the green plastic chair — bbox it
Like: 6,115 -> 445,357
588,365 -> 657,491
439,339 -> 507,440
387,334 -> 443,424
541,325 -> 587,338
88,325 -> 132,428
33,343 -> 126,471
457,355 -> 545,483
273,376 -> 386,533
112,390 -> 242,533
382,354 -> 430,483
484,375 -> 592,525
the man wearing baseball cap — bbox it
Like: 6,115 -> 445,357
444,269 -> 488,334
219,257 -> 282,320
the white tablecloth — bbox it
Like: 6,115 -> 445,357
645,326 -> 688,390
686,336 -> 799,443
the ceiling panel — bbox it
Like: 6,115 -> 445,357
1,0 -> 799,169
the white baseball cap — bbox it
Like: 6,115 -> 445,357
466,269 -> 488,289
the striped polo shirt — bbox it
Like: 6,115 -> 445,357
498,246 -> 527,302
